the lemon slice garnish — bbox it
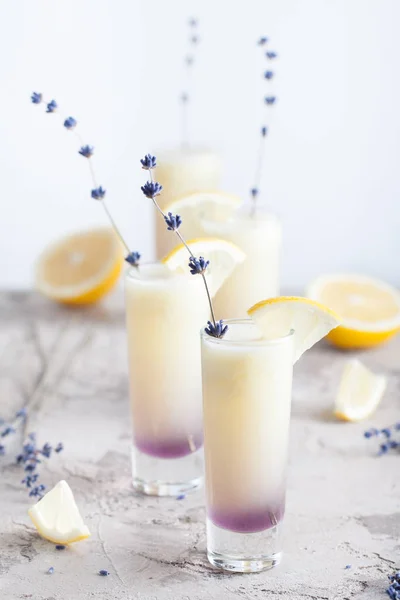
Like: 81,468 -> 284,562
248,296 -> 340,363
162,238 -> 245,297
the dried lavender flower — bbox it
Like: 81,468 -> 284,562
141,181 -> 163,199
79,145 -> 94,158
46,99 -> 57,113
264,71 -> 274,80
91,186 -> 106,200
31,92 -> 42,104
99,569 -> 110,576
164,212 -> 182,231
125,251 -> 141,267
140,154 -> 157,170
188,256 -> 209,275
205,320 -> 228,339
64,117 -> 77,130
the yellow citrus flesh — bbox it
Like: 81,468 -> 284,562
28,480 -> 90,545
248,296 -> 340,363
162,237 -> 246,297
333,359 -> 387,422
162,191 -> 241,241
35,228 -> 123,305
307,274 -> 400,349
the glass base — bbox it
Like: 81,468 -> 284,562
206,518 -> 282,573
131,444 -> 203,497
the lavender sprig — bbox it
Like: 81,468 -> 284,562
387,572 -> 400,599
250,36 -> 278,212
364,423 -> 400,455
140,155 -> 226,338
181,17 -> 199,146
0,409 -> 63,500
31,93 -> 140,267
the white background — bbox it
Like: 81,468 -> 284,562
0,0 -> 399,290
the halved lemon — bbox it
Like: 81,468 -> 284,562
248,296 -> 340,363
35,228 -> 124,305
163,191 -> 241,239
28,480 -> 90,545
162,238 -> 246,297
307,274 -> 400,349
334,359 -> 387,421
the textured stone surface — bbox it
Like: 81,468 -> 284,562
0,290 -> 399,600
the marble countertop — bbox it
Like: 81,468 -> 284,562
0,291 -> 399,600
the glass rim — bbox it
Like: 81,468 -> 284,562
200,204 -> 281,229
125,262 -> 195,284
201,319 -> 295,347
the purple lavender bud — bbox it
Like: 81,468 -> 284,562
40,443 -> 52,458
191,35 -> 199,44
55,545 -> 66,550
16,408 -> 27,419
205,320 -> 228,339
47,567 -> 54,574
251,188 -> 259,198
55,442 -> 64,453
164,212 -> 182,231
79,145 -> 94,158
258,37 -> 268,45
125,251 -> 141,267
46,100 -> 57,113
265,96 -> 277,105
188,256 -> 209,275
261,126 -> 268,137
64,117 -> 77,130
31,92 -> 42,104
140,154 -> 157,170
99,569 -> 110,576
1,426 -> 15,438
264,71 -> 274,80
266,51 -> 277,59
189,17 -> 197,27
141,181 -> 162,199
91,187 -> 106,200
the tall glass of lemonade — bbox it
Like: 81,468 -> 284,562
155,148 -> 221,258
201,320 -> 293,572
126,263 -> 209,496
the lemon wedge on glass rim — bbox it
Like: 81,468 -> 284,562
162,238 -> 246,297
35,228 -> 124,305
28,480 -> 90,545
248,296 -> 341,363
306,274 -> 400,349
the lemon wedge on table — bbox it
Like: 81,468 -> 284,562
162,238 -> 246,297
248,296 -> 341,363
35,228 -> 123,305
307,274 -> 400,349
28,480 -> 90,545
334,359 -> 387,422
163,191 -> 241,239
